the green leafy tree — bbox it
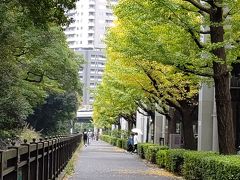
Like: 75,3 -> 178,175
94,47 -> 199,148
107,0 -> 240,154
0,0 -> 82,138
27,92 -> 80,135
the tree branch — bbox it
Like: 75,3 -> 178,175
187,27 -> 204,49
176,65 -> 213,77
184,0 -> 211,14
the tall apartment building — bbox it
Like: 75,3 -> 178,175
64,0 -> 117,108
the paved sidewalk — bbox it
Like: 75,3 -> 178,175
69,140 -> 178,180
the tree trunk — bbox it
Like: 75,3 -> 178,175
210,5 -> 235,154
150,111 -> 155,143
128,120 -> 133,132
168,108 -> 177,134
146,116 -> 150,143
182,109 -> 196,150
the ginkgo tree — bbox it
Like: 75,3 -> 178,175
94,47 -> 200,149
93,78 -> 139,130
107,0 -> 240,154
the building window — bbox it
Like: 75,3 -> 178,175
106,20 -> 113,23
88,40 -> 93,44
106,12 -> 113,16
88,26 -> 94,30
88,33 -> 94,37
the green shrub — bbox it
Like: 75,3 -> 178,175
116,138 -> 123,148
200,155 -> 240,180
122,139 -> 128,150
156,149 -> 169,168
183,151 -> 218,180
19,124 -> 41,143
146,145 -> 169,164
110,137 -> 117,146
137,143 -> 145,158
165,149 -> 186,175
137,143 -> 154,159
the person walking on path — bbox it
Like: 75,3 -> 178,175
83,129 -> 88,146
127,133 -> 134,152
133,132 -> 138,153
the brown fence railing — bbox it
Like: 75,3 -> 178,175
0,133 -> 82,180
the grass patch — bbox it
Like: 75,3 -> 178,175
64,143 -> 83,178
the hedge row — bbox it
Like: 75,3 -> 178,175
101,137 -> 240,180
139,143 -> 240,180
100,135 -> 128,150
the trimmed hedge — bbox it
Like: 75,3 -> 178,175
165,149 -> 186,174
183,152 -> 240,180
100,135 -> 127,150
200,155 -> 240,180
156,149 -> 169,168
102,135 -> 240,180
146,145 -> 168,163
137,143 -> 157,159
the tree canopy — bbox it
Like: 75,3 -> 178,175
0,0 -> 82,138
103,0 -> 240,154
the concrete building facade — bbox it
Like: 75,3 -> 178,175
64,0 -> 117,106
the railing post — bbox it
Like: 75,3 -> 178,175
44,137 -> 49,180
30,138 -> 39,180
53,138 -> 57,179
38,138 -> 45,180
8,142 -> 21,180
0,150 -> 5,180
49,137 -> 54,180
21,139 -> 31,180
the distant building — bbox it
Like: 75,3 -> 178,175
64,0 -> 117,107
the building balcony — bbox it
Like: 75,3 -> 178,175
89,8 -> 95,12
89,15 -> 95,19
88,22 -> 95,26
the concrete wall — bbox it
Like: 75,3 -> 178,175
198,84 -> 219,151
136,109 -> 148,143
155,112 -> 167,145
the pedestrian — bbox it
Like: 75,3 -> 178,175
87,130 -> 92,145
127,133 -> 134,152
83,129 -> 88,146
133,133 -> 138,153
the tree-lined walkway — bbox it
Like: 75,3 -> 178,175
70,140 -> 178,180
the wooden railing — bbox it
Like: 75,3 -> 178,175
0,133 -> 82,180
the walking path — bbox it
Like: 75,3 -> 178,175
69,140 -> 179,180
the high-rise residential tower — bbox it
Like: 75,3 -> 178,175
64,0 -> 117,108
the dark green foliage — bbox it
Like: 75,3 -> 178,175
0,0 -> 82,138
27,92 -> 79,135
18,0 -> 77,27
